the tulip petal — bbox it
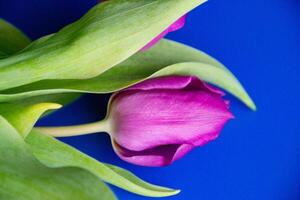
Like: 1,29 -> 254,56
140,30 -> 169,51
168,16 -> 186,32
171,144 -> 194,163
127,76 -> 194,90
126,76 -> 223,96
112,140 -> 193,167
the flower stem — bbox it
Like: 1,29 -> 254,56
35,120 -> 109,137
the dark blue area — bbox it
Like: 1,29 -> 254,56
1,0 -> 299,199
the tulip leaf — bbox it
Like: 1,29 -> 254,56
104,164 -> 172,192
0,18 -> 114,200
0,0 -> 206,91
0,40 -> 256,110
0,19 -> 81,111
26,130 -> 180,197
0,115 -> 116,200
0,19 -> 31,58
0,102 -> 61,137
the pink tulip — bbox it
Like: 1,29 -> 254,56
108,76 -> 234,167
99,0 -> 186,51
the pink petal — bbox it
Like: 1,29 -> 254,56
140,30 -> 169,51
127,76 -> 194,91
168,16 -> 186,32
112,141 -> 194,167
126,76 -> 225,96
171,144 -> 194,163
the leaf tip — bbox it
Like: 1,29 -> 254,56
242,94 -> 256,111
173,189 -> 181,195
42,103 -> 62,110
163,188 -> 181,197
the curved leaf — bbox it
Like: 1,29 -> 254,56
0,116 -> 116,200
26,130 -> 180,197
105,164 -> 174,192
0,0 -> 206,91
0,19 -> 31,58
0,102 -> 61,138
0,40 -> 256,110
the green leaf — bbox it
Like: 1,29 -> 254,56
0,19 -> 31,58
0,19 -> 81,112
0,116 -> 116,200
0,40 -> 256,110
0,0 -> 206,91
0,102 -> 61,138
0,98 -> 180,197
0,93 -> 81,137
104,164 -> 173,192
26,130 -> 180,197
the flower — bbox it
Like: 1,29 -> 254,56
107,76 -> 234,167
99,0 -> 186,51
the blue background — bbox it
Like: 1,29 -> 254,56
1,0 -> 299,199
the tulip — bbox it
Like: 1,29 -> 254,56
108,76 -> 233,166
99,0 -> 186,51
37,76 -> 233,167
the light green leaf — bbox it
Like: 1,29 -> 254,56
0,18 -> 81,110
0,93 -> 81,137
0,19 -> 31,58
26,130 -> 180,197
104,164 -> 172,192
0,116 -> 116,200
0,102 -> 61,138
0,40 -> 256,110
0,0 -> 206,91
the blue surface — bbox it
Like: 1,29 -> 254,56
1,0 -> 299,199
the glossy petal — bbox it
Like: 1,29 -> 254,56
112,141 -> 194,167
168,16 -> 186,32
127,76 -> 224,96
127,76 -> 194,90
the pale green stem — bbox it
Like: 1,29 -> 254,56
35,119 -> 110,137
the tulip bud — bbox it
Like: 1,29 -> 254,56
107,76 -> 233,167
